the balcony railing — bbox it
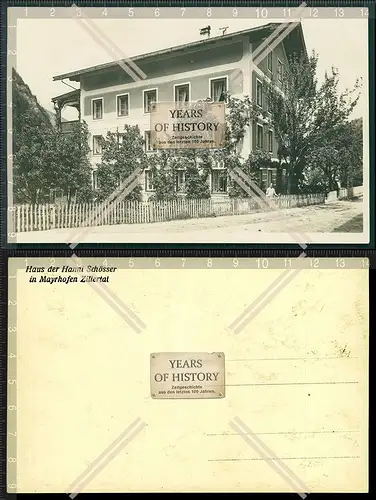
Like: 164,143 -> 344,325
61,120 -> 80,134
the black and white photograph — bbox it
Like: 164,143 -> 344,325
7,6 -> 370,244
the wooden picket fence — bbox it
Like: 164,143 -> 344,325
13,193 -> 325,232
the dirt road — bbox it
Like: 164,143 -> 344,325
15,198 -> 365,244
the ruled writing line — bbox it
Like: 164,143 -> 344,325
208,456 -> 360,462
226,381 -> 359,386
206,430 -> 360,436
226,357 -> 358,361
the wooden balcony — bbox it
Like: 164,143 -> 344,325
51,89 -> 80,128
61,120 -> 80,134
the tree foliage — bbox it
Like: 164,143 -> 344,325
265,52 -> 362,193
148,93 -> 261,200
54,121 -> 93,204
183,149 -> 212,199
147,150 -> 179,201
12,69 -> 93,205
12,68 -> 56,204
228,150 -> 272,197
336,118 -> 363,188
95,125 -> 146,202
301,117 -> 363,194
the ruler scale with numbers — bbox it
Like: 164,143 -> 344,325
3,253 -> 374,268
2,2 -> 373,19
2,248 -> 376,263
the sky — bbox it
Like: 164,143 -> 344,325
15,13 -> 368,120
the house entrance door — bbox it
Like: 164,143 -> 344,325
267,170 -> 273,186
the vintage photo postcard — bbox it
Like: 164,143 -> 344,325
7,6 -> 370,244
7,257 -> 369,492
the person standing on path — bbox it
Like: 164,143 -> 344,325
266,183 -> 279,199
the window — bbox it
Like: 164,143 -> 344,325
277,59 -> 283,82
145,170 -> 155,191
92,170 -> 99,190
268,130 -> 273,153
175,170 -> 185,191
256,124 -> 263,149
144,89 -> 157,113
144,130 -> 156,152
93,135 -> 102,155
116,94 -> 129,117
117,133 -> 125,147
266,95 -> 271,114
211,170 -> 227,193
92,98 -> 103,120
256,79 -> 263,107
174,84 -> 190,104
210,77 -> 227,102
236,136 -> 244,155
267,170 -> 273,186
267,50 -> 273,72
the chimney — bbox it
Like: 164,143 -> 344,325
199,25 -> 211,38
219,26 -> 229,36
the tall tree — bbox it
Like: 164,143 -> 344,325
95,125 -> 147,201
265,52 -> 362,193
12,68 -> 56,204
336,118 -> 363,189
302,117 -> 363,194
228,150 -> 272,197
53,121 -> 93,205
12,69 -> 93,205
183,149 -> 212,199
147,150 -> 179,201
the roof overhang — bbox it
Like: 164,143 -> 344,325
51,89 -> 80,107
52,22 -> 303,83
282,23 -> 308,61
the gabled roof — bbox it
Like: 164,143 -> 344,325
51,89 -> 80,102
52,22 -> 307,82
